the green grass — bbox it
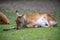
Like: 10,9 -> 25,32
0,10 -> 60,40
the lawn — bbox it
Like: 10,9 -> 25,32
0,9 -> 60,40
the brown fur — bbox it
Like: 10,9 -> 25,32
16,12 -> 57,29
0,12 -> 9,24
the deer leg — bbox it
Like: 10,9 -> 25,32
44,14 -> 51,27
26,21 -> 36,28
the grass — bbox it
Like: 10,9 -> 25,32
0,10 -> 60,40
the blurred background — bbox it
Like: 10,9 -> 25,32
0,0 -> 60,12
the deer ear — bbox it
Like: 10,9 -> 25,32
16,13 -> 19,16
19,14 -> 25,18
16,10 -> 20,16
18,14 -> 25,17
22,14 -> 25,17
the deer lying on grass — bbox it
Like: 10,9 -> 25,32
3,10 -> 57,31
15,10 -> 57,29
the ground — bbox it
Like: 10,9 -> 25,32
0,1 -> 60,40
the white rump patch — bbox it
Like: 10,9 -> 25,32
35,16 -> 57,26
36,16 -> 48,26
